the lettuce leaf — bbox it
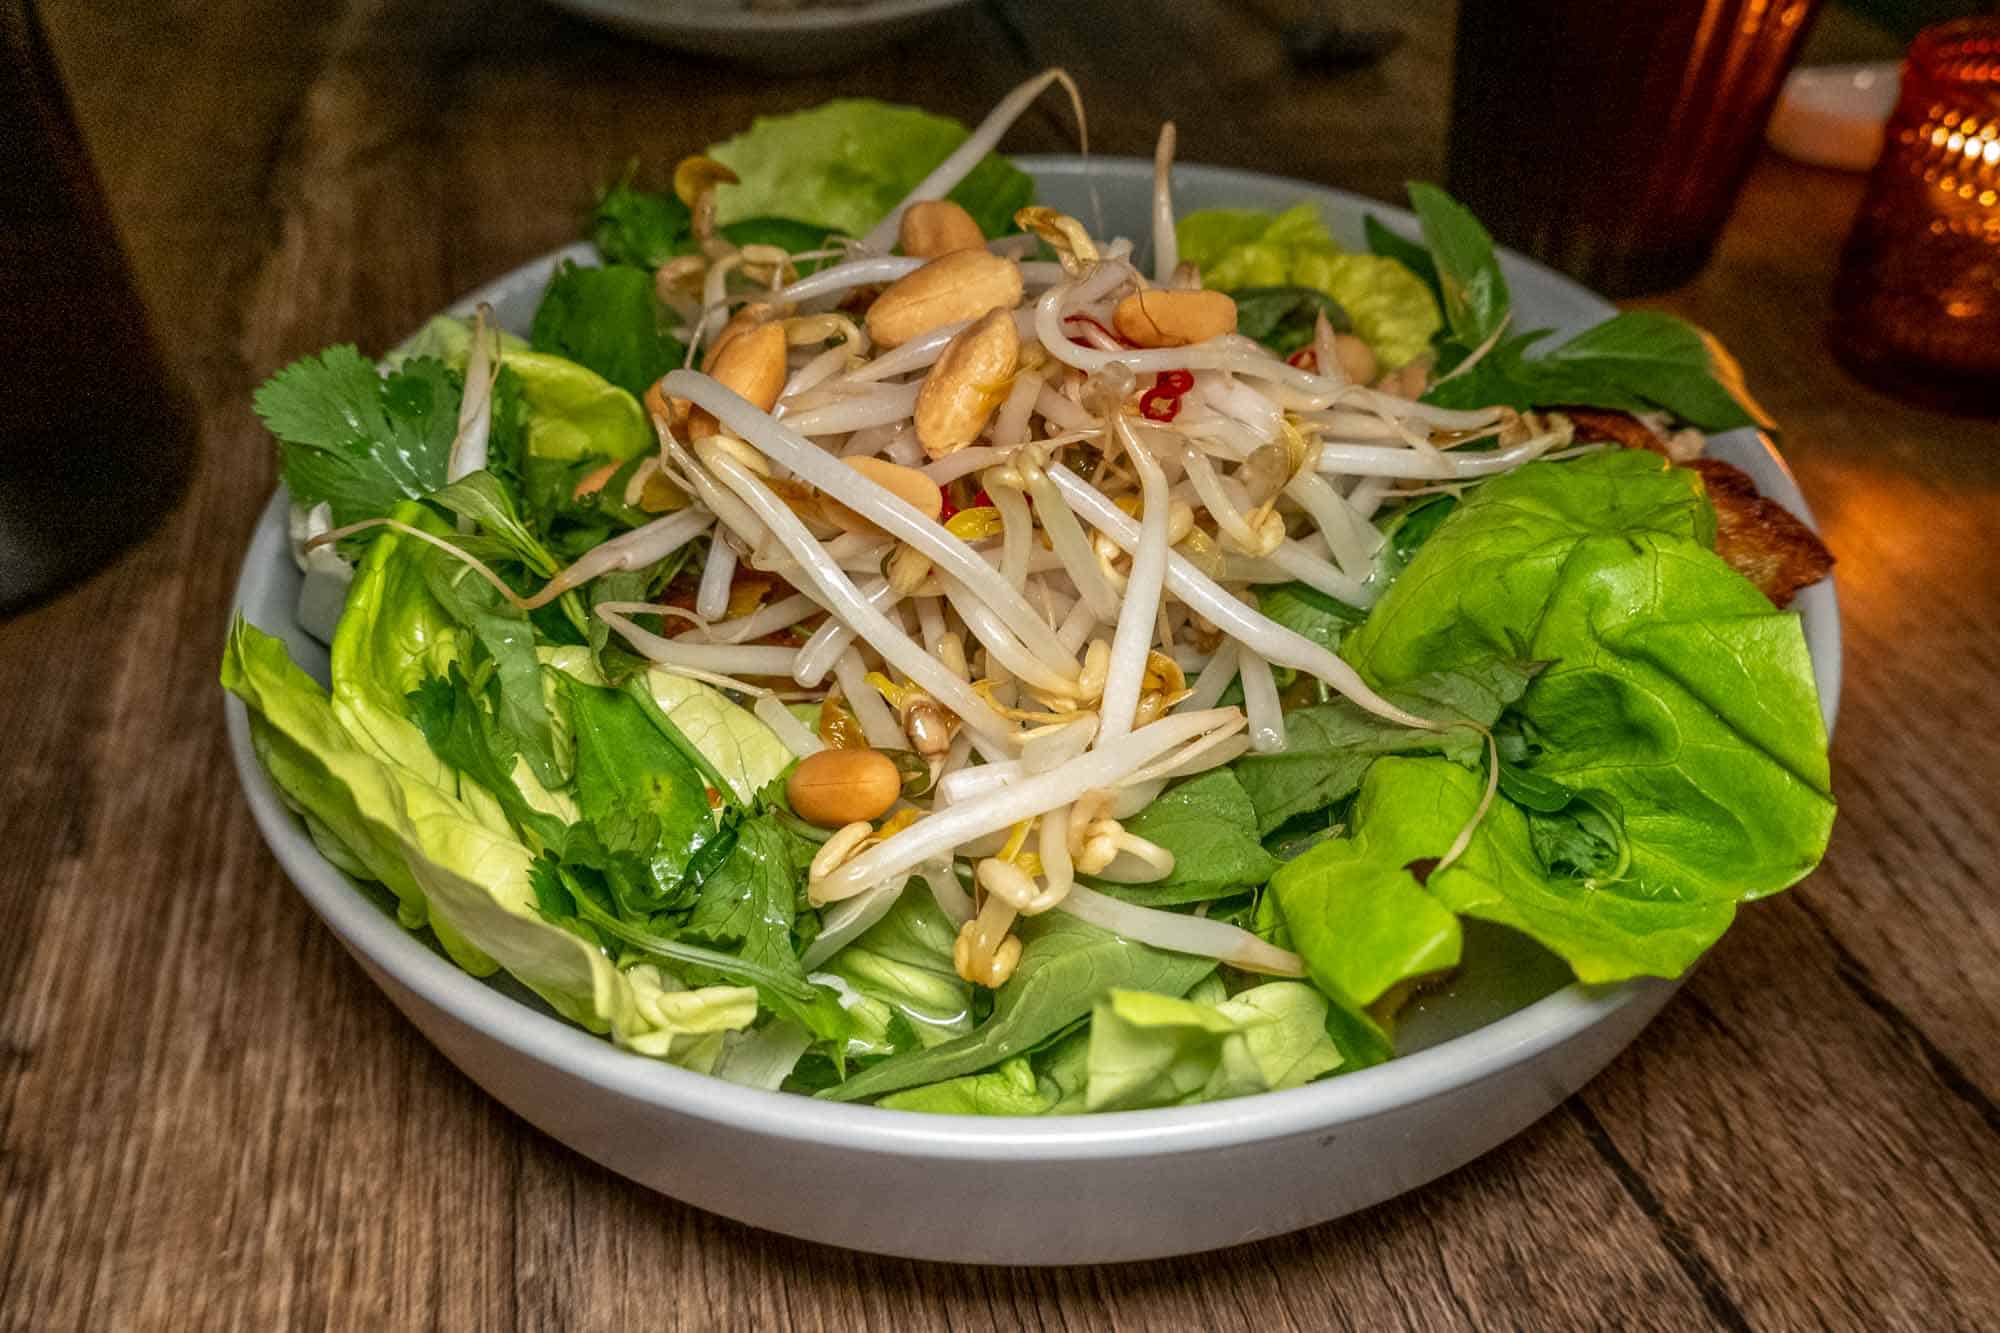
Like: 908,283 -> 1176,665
642,670 -> 794,807
1177,204 -> 1442,368
876,978 -> 1342,1115
814,889 -> 972,1053
224,618 -> 757,1059
707,99 -> 1033,239
1339,451 -> 1834,970
1084,979 -> 1342,1112
819,912 -> 1212,1103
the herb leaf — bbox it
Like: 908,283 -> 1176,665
529,261 -> 686,399
1407,183 -> 1510,348
255,346 -> 459,528
1085,769 -> 1279,906
818,913 -> 1214,1103
1229,285 -> 1350,356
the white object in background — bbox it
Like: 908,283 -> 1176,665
1767,62 -> 1901,171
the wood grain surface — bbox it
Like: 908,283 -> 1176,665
4,1 -> 1996,1328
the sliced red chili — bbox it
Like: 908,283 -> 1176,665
1137,369 -> 1195,422
1287,346 -> 1318,371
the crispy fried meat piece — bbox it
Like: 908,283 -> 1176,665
1561,406 -> 1671,456
1685,458 -> 1835,608
1559,407 -> 1833,607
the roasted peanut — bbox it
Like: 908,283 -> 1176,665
1332,333 -> 1377,385
690,320 -> 786,440
898,199 -> 987,259
865,250 -> 1023,348
820,456 -> 945,534
1111,288 -> 1238,348
786,748 -> 901,827
702,302 -> 776,372
914,307 -> 1019,459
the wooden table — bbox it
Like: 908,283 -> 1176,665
6,1 -> 1995,1327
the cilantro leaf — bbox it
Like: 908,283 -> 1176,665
590,179 -> 694,268
254,345 -> 459,527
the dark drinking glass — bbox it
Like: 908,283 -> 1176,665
1446,0 -> 1824,296
1,0 -> 195,611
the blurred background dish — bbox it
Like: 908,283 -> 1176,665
539,0 -> 977,70
1768,61 -> 1902,169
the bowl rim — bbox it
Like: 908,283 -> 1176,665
226,155 -> 1841,1159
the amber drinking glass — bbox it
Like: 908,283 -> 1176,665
1832,19 -> 2000,415
1447,0 -> 1823,297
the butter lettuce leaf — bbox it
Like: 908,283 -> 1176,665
643,669 -> 794,807
224,618 -> 757,1060
815,890 -> 973,1053
1343,451 -> 1834,956
1178,203 -> 1441,367
1084,979 -> 1342,1112
708,99 -> 1033,240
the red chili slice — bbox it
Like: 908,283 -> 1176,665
1287,347 -> 1318,371
1137,368 -> 1195,422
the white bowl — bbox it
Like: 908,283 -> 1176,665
225,158 -> 1840,1264
541,0 -> 976,70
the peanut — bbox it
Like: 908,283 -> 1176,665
820,456 -> 945,535
1111,288 -> 1238,348
786,748 -> 901,827
898,199 -> 986,259
702,302 -> 776,372
865,250 -> 1023,349
914,307 -> 1019,459
1332,333 -> 1377,385
690,320 -> 786,440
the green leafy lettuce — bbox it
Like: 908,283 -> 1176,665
1330,451 -> 1833,977
1177,204 -> 1442,368
877,976 -> 1342,1115
224,618 -> 758,1063
707,99 -> 1034,240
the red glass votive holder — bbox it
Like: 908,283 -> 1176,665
1832,19 -> 2000,414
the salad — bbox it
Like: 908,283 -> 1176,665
225,72 -> 1835,1114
